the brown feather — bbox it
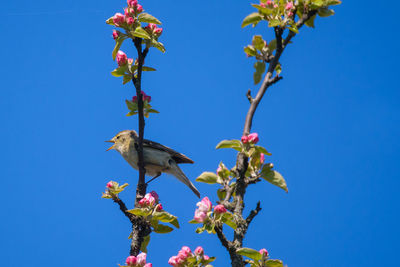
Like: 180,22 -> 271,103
143,139 -> 194,164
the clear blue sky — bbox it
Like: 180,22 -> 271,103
1,1 -> 399,266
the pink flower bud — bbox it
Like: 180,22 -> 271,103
126,17 -> 135,25
137,252 -> 147,266
126,256 -> 137,266
144,264 -> 152,267
287,11 -> 294,17
274,4 -> 278,8
204,255 -> 210,260
260,3 -> 266,8
128,58 -> 134,65
260,153 -> 265,164
197,197 -> 212,212
113,13 -> 125,27
216,166 -> 223,175
136,4 -> 143,13
127,0 -> 138,8
179,246 -> 192,258
156,203 -> 163,211
106,181 -> 114,188
194,210 -> 207,222
154,27 -> 163,36
143,193 -> 156,206
139,197 -> 147,207
194,246 -> 204,255
132,96 -> 137,102
116,51 -> 128,66
266,0 -> 273,5
241,135 -> 249,144
168,256 -> 178,266
214,204 -> 227,214
285,2 -> 294,10
124,7 -> 132,17
112,30 -> 120,40
149,191 -> 159,201
259,248 -> 269,257
142,91 -> 152,103
247,133 -> 259,144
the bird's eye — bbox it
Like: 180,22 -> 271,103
116,136 -> 120,139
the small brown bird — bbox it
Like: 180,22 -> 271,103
106,130 -> 200,198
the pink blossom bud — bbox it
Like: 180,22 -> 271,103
136,4 -> 143,13
274,4 -> 278,8
287,11 -> 294,17
194,210 -> 207,222
128,58 -> 134,65
106,181 -> 114,188
285,2 -> 294,10
216,166 -> 223,175
126,256 -> 137,266
247,133 -> 259,144
142,91 -> 151,102
194,246 -> 204,255
139,197 -> 147,207
260,153 -> 265,164
204,255 -> 210,260
137,252 -> 147,266
168,256 -> 178,266
126,17 -> 135,25
116,51 -> 128,66
127,0 -> 138,7
260,3 -> 266,8
113,13 -> 125,27
132,96 -> 137,102
266,0 -> 273,5
196,197 -> 212,212
124,8 -> 132,17
143,193 -> 156,206
112,30 -> 120,40
144,264 -> 152,267
241,135 -> 249,144
214,204 -> 227,214
149,191 -> 159,201
259,248 -> 269,257
178,246 -> 192,258
154,27 -> 163,35
156,203 -> 163,211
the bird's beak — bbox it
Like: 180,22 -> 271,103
105,140 -> 115,151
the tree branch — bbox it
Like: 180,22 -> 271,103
112,195 -> 134,222
245,201 -> 262,226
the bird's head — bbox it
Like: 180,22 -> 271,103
105,130 -> 138,152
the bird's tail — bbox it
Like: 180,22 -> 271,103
168,160 -> 200,198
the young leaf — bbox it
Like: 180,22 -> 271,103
305,14 -> 317,28
242,12 -> 263,28
126,208 -> 150,216
255,145 -> 272,156
265,259 -> 284,267
254,61 -> 266,84
215,140 -> 242,151
268,39 -> 277,52
140,235 -> 150,253
196,172 -> 218,184
153,223 -> 174,234
111,65 -> 127,77
132,27 -> 151,39
260,165 -> 288,192
221,213 -> 237,230
112,36 -> 127,60
244,45 -> 257,57
252,35 -> 265,51
236,247 -> 262,261
217,189 -> 227,200
151,39 -> 166,53
138,13 -> 162,24
318,8 -> 335,17
123,74 -> 132,84
142,66 -> 157,71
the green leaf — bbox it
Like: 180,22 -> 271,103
326,0 -> 342,6
151,39 -> 166,53
140,235 -> 150,252
260,165 -> 288,192
275,63 -> 282,75
318,8 -> 335,17
153,223 -> 174,234
254,145 -> 272,156
244,45 -> 257,57
127,208 -> 150,216
147,108 -> 159,114
111,65 -> 127,77
252,35 -> 265,51
123,74 -> 132,84
112,36 -> 127,60
265,259 -> 284,267
305,14 -> 317,28
132,27 -> 151,39
216,140 -> 242,151
242,12 -> 263,28
196,172 -> 218,184
221,213 -> 237,230
311,0 -> 325,8
217,189 -> 227,200
268,39 -> 277,52
236,247 -> 262,261
254,61 -> 266,85
142,66 -> 156,71
126,99 -> 138,111
288,25 -> 299,34
153,211 -> 179,228
196,225 -> 205,234
268,19 -> 281,27
138,13 -> 162,24
189,219 -> 201,224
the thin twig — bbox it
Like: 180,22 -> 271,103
245,201 -> 262,226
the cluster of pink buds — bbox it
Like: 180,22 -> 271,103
138,191 -> 161,209
241,133 -> 259,144
125,252 -> 152,267
194,197 -> 212,222
168,246 -> 210,266
260,0 -> 278,8
110,0 -> 143,27
145,23 -> 163,36
285,1 -> 295,17
132,91 -> 152,103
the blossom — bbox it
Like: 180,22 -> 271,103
145,23 -> 163,36
194,246 -> 204,256
144,264 -> 152,267
149,191 -> 159,202
178,246 -> 192,259
139,192 -> 157,207
126,256 -> 137,266
247,133 -> 259,144
126,17 -> 135,25
266,0 -> 273,5
204,255 -> 210,261
197,197 -> 212,212
241,135 -> 249,144
116,50 -> 128,66
168,256 -> 178,266
137,252 -> 147,266
132,91 -> 151,103
260,153 -> 265,164
135,4 -> 143,13
259,248 -> 269,257
113,13 -> 125,27
106,181 -> 114,188
285,1 -> 294,10
155,203 -> 163,211
127,0 -> 138,7
112,30 -> 120,40
194,209 -> 207,222
214,204 -> 227,214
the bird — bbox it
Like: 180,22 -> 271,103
106,130 -> 200,198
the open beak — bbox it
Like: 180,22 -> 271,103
105,140 -> 115,151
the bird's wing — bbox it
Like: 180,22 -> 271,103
143,139 -> 194,164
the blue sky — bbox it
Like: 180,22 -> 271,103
1,0 -> 399,266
